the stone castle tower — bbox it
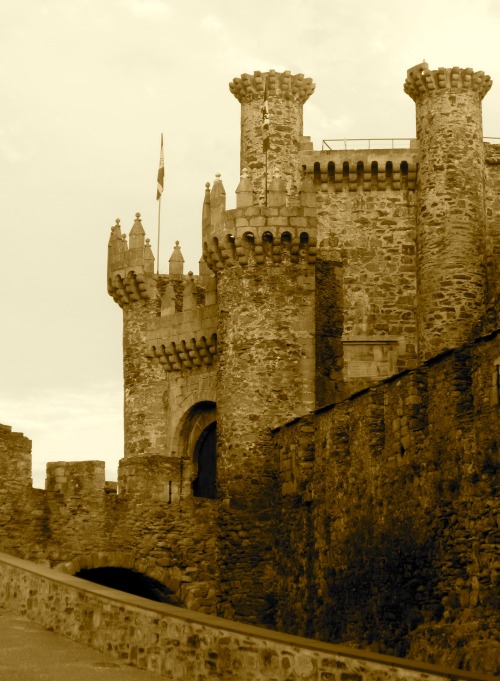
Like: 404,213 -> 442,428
1,62 -> 499,671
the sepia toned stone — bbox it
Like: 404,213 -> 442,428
0,61 -> 499,675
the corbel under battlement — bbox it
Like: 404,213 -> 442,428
108,270 -> 156,308
147,332 -> 218,373
147,300 -> 218,372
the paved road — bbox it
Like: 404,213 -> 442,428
0,607 -> 161,680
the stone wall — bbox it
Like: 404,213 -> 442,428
0,433 -> 223,614
0,425 -> 46,558
485,144 -> 500,328
0,551 -> 493,681
300,148 -> 419,391
273,331 -> 500,675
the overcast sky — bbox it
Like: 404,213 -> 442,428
2,0 -> 500,488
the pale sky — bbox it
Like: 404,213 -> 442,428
2,0 -> 500,488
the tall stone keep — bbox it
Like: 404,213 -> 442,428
405,63 -> 492,359
229,70 -> 315,202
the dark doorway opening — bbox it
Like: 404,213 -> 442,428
74,567 -> 180,605
192,421 -> 217,499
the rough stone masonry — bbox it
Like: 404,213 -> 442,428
0,61 -> 499,675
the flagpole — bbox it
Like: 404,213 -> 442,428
262,77 -> 270,207
157,195 -> 161,275
156,133 -> 164,275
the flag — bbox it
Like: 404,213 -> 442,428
156,133 -> 164,200
262,80 -> 270,153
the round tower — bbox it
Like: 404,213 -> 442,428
107,214 -> 168,459
404,63 -> 492,360
229,70 -> 315,202
205,174 -> 318,623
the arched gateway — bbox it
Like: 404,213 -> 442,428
57,552 -> 194,608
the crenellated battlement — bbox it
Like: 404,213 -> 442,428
229,70 -> 315,104
203,216 -> 317,270
141,258 -> 218,372
300,150 -> 419,191
107,213 -> 156,307
202,171 -> 318,270
404,62 -> 492,101
46,460 -> 105,495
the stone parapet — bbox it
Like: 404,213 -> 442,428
404,63 -> 492,102
203,205 -> 317,270
300,149 -> 419,191
146,269 -> 217,371
0,551 -> 494,681
0,424 -> 32,488
118,455 -> 182,502
229,69 -> 315,104
46,461 -> 105,495
107,214 -> 156,308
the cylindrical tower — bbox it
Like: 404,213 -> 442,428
204,177 -> 318,623
107,214 -> 168,459
229,70 -> 315,202
405,63 -> 492,360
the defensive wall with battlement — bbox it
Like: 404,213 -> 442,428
1,61 -> 500,674
0,326 -> 499,670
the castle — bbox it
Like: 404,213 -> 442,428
0,62 -> 499,674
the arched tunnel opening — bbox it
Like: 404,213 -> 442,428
74,567 -> 182,606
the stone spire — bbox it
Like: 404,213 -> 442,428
210,174 -> 226,231
107,218 -> 127,274
235,168 -> 254,208
202,181 -> 211,232
128,213 -> 146,267
169,241 -> 184,275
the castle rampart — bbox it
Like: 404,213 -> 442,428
0,328 -> 498,671
273,330 -> 500,672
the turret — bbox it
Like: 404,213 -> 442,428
107,214 -> 168,459
405,63 -> 492,359
229,70 -> 315,202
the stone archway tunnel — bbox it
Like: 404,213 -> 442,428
74,567 -> 182,605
